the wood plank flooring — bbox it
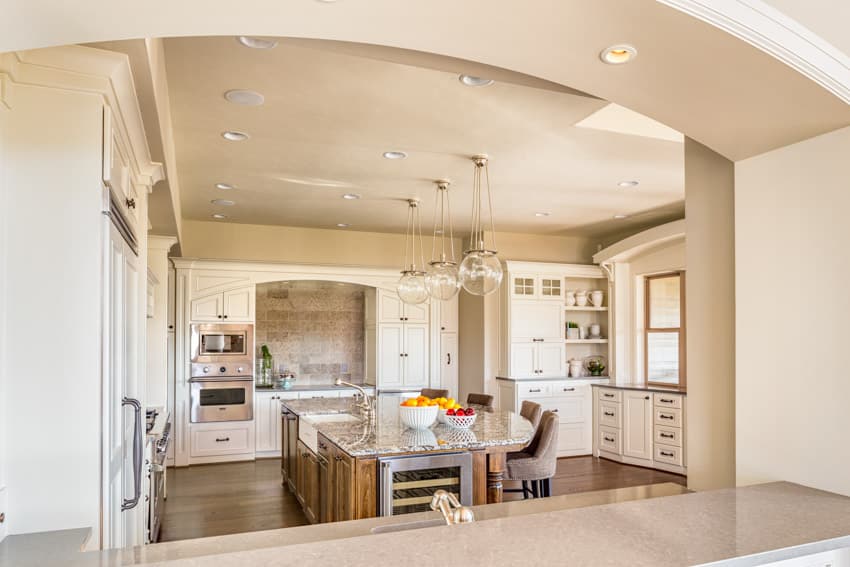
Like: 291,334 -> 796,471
160,456 -> 686,541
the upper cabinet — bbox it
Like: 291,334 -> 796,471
102,107 -> 141,231
378,291 -> 428,323
510,301 -> 563,342
373,289 -> 430,388
509,273 -> 564,301
437,293 -> 459,333
190,286 -> 255,322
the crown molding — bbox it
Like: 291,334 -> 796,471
659,0 -> 850,104
0,46 -> 164,185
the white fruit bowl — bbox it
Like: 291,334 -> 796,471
445,413 -> 477,429
399,405 -> 439,429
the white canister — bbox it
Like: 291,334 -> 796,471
565,291 -> 576,306
568,359 -> 584,378
589,324 -> 601,338
590,290 -> 604,307
575,290 -> 589,306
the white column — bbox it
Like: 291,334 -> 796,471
146,235 -> 178,407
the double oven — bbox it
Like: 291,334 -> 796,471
189,324 -> 255,423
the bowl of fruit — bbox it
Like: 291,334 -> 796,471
444,406 -> 476,429
433,397 -> 462,423
399,396 -> 440,429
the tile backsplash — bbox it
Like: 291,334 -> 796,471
255,282 -> 365,386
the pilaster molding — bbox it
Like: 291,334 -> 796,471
0,46 -> 164,185
147,235 -> 179,252
659,0 -> 850,104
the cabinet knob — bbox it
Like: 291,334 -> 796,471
223,315 -> 228,319
644,396 -> 650,400
217,315 -> 223,319
441,326 -> 446,331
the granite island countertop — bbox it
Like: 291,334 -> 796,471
281,396 -> 534,458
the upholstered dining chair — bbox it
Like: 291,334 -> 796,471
466,392 -> 495,408
504,410 -> 560,499
519,400 -> 543,430
420,388 -> 449,400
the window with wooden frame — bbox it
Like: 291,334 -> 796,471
644,272 -> 686,388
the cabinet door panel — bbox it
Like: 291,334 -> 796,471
403,324 -> 428,387
440,332 -> 458,398
378,292 -> 404,323
510,343 -> 536,378
510,301 -> 563,341
558,422 -> 589,455
537,343 -> 565,377
510,274 -> 538,298
539,277 -> 564,300
438,294 -> 458,332
255,393 -> 275,453
623,391 -> 652,461
404,302 -> 429,324
190,294 -> 222,322
378,325 -> 404,387
223,287 -> 254,321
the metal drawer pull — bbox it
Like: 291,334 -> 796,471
604,436 -> 615,442
660,451 -> 675,457
603,411 -> 615,417
660,433 -> 674,439
660,414 -> 674,420
660,398 -> 675,403
563,387 -> 575,392
603,393 -> 614,398
528,388 -> 542,393
215,437 -> 230,442
532,338 -> 544,342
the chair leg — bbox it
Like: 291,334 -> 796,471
530,480 -> 539,499
521,480 -> 529,500
543,477 -> 552,497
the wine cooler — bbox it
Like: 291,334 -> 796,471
378,452 -> 472,516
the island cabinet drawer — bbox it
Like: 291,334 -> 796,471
654,425 -> 682,447
654,444 -> 683,466
598,401 -> 622,428
597,388 -> 622,403
191,425 -> 252,457
654,407 -> 682,428
301,391 -> 341,399
598,426 -> 621,454
653,393 -> 682,409
517,382 -> 551,398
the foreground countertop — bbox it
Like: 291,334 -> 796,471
282,396 -> 534,458
12,481 -> 850,566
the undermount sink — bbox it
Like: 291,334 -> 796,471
369,518 -> 446,534
299,413 -> 361,452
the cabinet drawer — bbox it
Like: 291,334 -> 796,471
598,426 -> 621,455
191,426 -> 252,457
518,383 -> 551,398
654,407 -> 682,428
654,425 -> 682,447
653,393 -> 682,409
551,382 -> 585,397
597,388 -> 621,403
654,444 -> 683,466
300,391 -> 341,399
598,401 -> 622,428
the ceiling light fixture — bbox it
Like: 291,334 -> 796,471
397,200 -> 429,305
212,213 -> 228,220
342,193 -> 361,200
613,214 -> 628,220
382,151 -> 407,160
237,36 -> 278,49
426,180 -> 460,301
211,199 -> 236,206
336,223 -> 350,228
215,183 -> 236,190
459,155 -> 503,296
224,89 -> 265,106
222,131 -> 249,141
458,74 -> 494,87
618,180 -> 640,188
535,212 -> 551,217
600,44 -> 638,65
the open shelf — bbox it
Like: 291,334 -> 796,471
565,339 -> 608,344
564,306 -> 607,312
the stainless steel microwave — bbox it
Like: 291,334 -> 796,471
190,323 -> 254,364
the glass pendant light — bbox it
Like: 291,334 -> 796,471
397,200 -> 429,305
425,180 -> 461,301
459,155 -> 503,296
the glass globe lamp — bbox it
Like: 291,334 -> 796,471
397,270 -> 429,304
425,261 -> 461,300
459,250 -> 503,296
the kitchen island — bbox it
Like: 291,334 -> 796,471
280,395 -> 534,523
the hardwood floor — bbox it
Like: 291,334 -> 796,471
159,458 -> 308,542
160,456 -> 685,541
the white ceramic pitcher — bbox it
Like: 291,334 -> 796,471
590,290 -> 604,307
565,290 -> 576,306
575,290 -> 589,306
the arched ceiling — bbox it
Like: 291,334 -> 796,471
3,0 -> 850,162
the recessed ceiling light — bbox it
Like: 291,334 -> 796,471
434,229 -> 444,235
458,74 -> 494,87
215,183 -> 236,190
618,180 -> 640,188
613,214 -> 628,220
342,193 -> 361,200
336,223 -> 350,228
222,131 -> 249,141
535,212 -> 551,217
237,36 -> 278,49
382,151 -> 407,160
600,44 -> 638,65
211,199 -> 236,206
224,89 -> 265,106
212,213 -> 228,220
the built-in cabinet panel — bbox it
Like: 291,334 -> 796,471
439,332 -> 458,397
190,286 -> 255,322
622,391 -> 652,461
403,324 -> 428,387
509,342 -> 564,378
378,292 -> 428,323
509,343 -> 536,378
378,324 -> 404,388
537,343 -> 565,376
190,294 -> 222,322
510,301 -> 563,342
438,294 -> 459,332
374,290 -> 429,389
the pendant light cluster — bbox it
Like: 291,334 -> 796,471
396,155 -> 503,304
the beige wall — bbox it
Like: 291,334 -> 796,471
684,138 -> 736,491
458,293 -> 485,404
735,125 -> 850,496
474,231 -> 597,264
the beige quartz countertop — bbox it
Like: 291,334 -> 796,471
5,482 -> 850,566
593,381 -> 688,394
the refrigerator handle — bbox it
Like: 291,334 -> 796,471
121,397 -> 143,511
379,460 -> 394,517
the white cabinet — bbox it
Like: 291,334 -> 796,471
102,106 -> 140,232
622,390 -> 652,462
256,391 -> 298,456
509,301 -> 563,342
439,332 -> 458,397
378,291 -> 428,323
190,422 -> 255,459
509,273 -> 564,301
190,286 -> 255,322
509,341 -> 564,378
509,343 -> 536,377
403,324 -> 428,387
377,323 -> 428,388
437,294 -> 459,332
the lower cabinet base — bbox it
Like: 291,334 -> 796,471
596,451 -> 687,476
186,453 -> 256,465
